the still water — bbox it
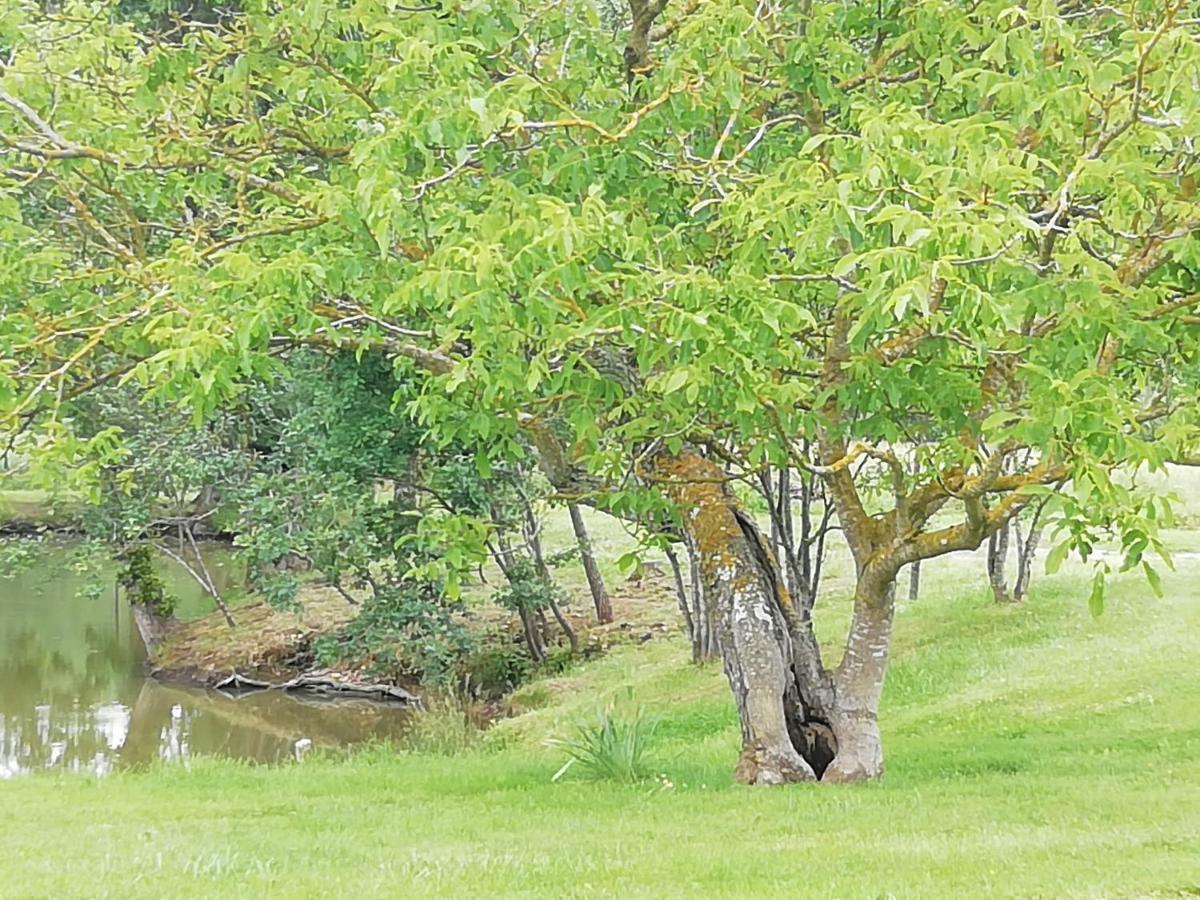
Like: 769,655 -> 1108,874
0,545 -> 411,777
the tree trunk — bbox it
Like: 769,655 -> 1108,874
685,534 -> 718,661
660,454 -> 837,784
519,606 -> 546,662
1012,501 -> 1047,601
1013,520 -> 1044,601
545,593 -> 579,654
130,603 -> 175,654
907,560 -> 921,602
665,543 -> 698,660
568,503 -> 612,624
522,497 -> 578,653
824,579 -> 893,782
987,521 -> 1012,604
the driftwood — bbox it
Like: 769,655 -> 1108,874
213,671 -> 419,706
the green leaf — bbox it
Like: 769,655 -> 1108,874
1142,561 -> 1164,599
660,368 -> 689,395
1045,540 -> 1070,575
1088,570 -> 1106,618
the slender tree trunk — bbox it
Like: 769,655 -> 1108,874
684,534 -> 718,661
908,560 -> 921,602
521,494 -> 578,653
545,594 -> 578,654
568,503 -> 612,624
665,543 -> 698,659
1012,501 -> 1047,601
987,520 -> 1012,604
1013,521 -> 1044,601
518,606 -> 546,662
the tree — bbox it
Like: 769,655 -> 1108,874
3,0 -> 1199,783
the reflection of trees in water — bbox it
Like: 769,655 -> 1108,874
2,664 -> 412,776
120,681 -> 413,767
0,626 -> 137,710
1,550 -> 410,776
0,624 -> 141,777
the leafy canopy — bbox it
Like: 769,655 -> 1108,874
2,0 -> 1198,573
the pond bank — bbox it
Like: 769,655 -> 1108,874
150,587 -> 360,685
150,574 -> 684,702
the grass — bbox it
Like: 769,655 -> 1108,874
2,549 -> 1199,898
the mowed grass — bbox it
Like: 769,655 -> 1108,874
2,549 -> 1199,899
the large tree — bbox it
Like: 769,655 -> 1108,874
2,0 -> 1198,783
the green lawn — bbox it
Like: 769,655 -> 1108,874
2,551 -> 1198,898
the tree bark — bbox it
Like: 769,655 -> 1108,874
664,543 -> 698,660
824,579 -> 893,782
684,533 -> 718,661
568,503 -> 612,624
1012,501 -> 1047,601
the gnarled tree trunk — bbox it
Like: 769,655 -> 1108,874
660,454 -> 853,783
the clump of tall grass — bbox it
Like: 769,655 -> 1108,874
546,704 -> 658,783
402,695 -> 484,755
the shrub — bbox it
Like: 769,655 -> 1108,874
462,646 -> 530,699
314,579 -> 475,685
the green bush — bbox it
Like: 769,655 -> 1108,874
314,579 -> 475,685
462,646 -> 530,698
539,646 -> 576,677
117,544 -> 176,616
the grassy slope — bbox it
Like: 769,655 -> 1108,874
2,547 -> 1198,899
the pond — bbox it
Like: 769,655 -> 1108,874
0,544 -> 412,777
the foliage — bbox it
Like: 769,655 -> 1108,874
491,557 -> 561,614
462,646 -> 531,699
3,0 -> 1200,776
547,701 -> 659,783
313,577 -> 475,685
117,543 -> 176,615
2,0 -> 1196,592
0,536 -> 42,576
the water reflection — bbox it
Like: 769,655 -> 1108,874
0,545 -> 410,777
